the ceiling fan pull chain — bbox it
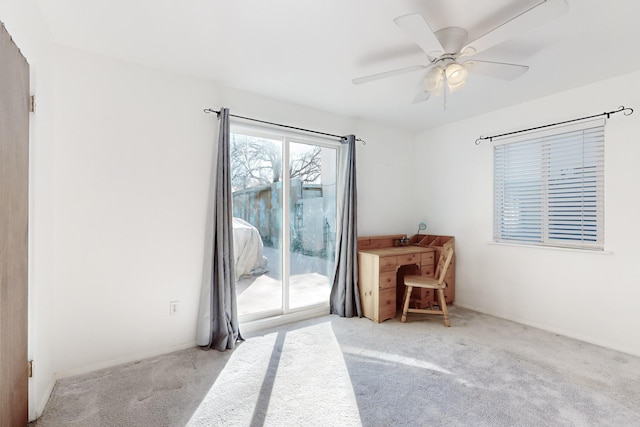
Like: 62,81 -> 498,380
443,72 -> 448,110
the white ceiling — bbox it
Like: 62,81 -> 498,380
37,0 -> 640,131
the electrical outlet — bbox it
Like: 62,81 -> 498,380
169,301 -> 180,316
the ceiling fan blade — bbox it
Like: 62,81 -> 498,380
394,13 -> 444,56
463,60 -> 529,80
412,90 -> 431,104
462,0 -> 569,55
352,64 -> 427,85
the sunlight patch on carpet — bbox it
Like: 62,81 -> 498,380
187,321 -> 361,426
186,333 -> 276,426
341,345 -> 454,375
264,322 -> 362,426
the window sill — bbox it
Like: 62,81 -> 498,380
488,241 -> 613,255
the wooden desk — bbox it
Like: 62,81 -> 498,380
358,246 -> 436,323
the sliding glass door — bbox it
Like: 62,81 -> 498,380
288,141 -> 337,310
230,127 -> 337,321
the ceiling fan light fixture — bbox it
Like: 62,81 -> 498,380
447,79 -> 466,94
443,62 -> 468,94
424,66 -> 443,92
445,63 -> 468,86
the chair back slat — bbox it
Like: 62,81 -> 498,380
436,244 -> 454,286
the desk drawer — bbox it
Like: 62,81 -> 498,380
379,271 -> 396,290
421,252 -> 435,265
379,256 -> 397,272
379,288 -> 396,321
397,253 -> 419,265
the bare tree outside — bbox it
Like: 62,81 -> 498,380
231,133 -> 321,191
290,145 -> 321,183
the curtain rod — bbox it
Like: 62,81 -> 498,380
203,108 -> 366,145
475,105 -> 634,145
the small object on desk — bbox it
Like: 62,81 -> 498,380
394,237 -> 410,246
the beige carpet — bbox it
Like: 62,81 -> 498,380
32,307 -> 640,426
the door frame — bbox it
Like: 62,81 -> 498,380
230,123 -> 339,322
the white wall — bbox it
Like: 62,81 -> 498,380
47,46 -> 415,378
49,45 -> 218,376
414,71 -> 640,357
354,121 -> 416,235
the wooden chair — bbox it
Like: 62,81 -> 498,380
401,242 -> 455,326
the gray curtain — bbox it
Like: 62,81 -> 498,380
330,135 -> 362,317
196,107 -> 242,350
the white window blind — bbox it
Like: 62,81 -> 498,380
493,120 -> 605,250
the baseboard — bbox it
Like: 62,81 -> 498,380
54,341 -> 198,380
53,307 -> 330,380
453,302 -> 640,358
30,376 -> 56,422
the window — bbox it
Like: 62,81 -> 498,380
493,120 -> 605,250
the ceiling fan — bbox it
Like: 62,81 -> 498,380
352,0 -> 568,104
